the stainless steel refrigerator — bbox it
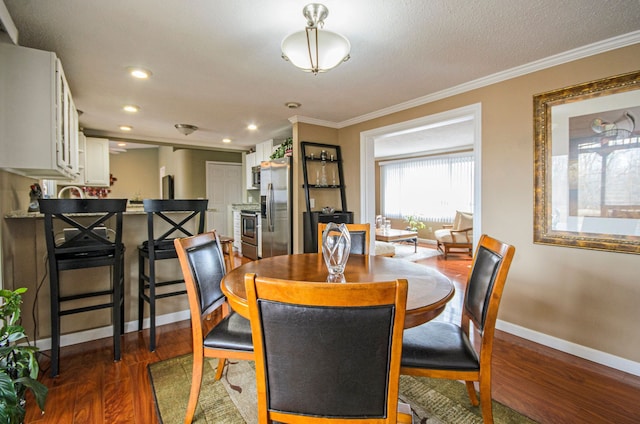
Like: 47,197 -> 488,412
260,157 -> 292,257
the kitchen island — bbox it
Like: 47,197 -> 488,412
3,209 -> 202,350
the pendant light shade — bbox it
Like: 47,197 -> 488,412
281,4 -> 350,75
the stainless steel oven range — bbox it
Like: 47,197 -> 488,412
240,210 -> 261,260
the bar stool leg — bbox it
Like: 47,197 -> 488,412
149,256 -> 156,351
49,267 -> 61,377
138,250 -> 145,332
113,251 -> 123,361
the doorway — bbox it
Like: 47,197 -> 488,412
359,103 -> 482,246
205,162 -> 242,236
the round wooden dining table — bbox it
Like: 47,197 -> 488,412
221,253 -> 455,328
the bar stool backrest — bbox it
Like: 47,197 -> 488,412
39,198 -> 127,258
142,199 -> 208,251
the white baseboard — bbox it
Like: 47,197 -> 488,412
33,309 -> 191,351
497,319 -> 640,377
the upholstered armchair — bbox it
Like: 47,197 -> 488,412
434,211 -> 473,259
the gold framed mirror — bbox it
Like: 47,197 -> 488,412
533,70 -> 640,254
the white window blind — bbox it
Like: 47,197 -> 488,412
380,153 -> 474,222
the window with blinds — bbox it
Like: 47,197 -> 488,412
380,152 -> 474,223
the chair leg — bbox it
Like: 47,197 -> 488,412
465,381 -> 479,406
185,354 -> 205,424
478,377 -> 494,424
214,358 -> 226,380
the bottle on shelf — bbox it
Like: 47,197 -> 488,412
320,162 -> 328,187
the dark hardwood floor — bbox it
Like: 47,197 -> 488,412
25,248 -> 640,423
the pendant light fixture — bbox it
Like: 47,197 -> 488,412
281,3 -> 350,75
175,124 -> 198,136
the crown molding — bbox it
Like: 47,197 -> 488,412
338,30 -> 640,129
288,115 -> 340,128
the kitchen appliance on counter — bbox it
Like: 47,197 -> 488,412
260,157 -> 292,258
240,210 -> 261,260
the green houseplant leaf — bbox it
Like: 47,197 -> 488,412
0,288 -> 48,423
404,215 -> 426,231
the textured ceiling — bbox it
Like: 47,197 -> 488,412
3,0 -> 640,153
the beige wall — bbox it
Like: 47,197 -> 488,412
108,148 -> 160,200
158,147 -> 242,199
333,43 -> 640,363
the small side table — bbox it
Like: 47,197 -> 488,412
375,228 -> 418,252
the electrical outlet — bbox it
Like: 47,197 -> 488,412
310,198 -> 315,208
428,226 -> 433,232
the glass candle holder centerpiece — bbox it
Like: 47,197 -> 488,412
322,223 -> 351,282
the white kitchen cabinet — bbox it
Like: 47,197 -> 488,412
245,152 -> 257,190
233,210 -> 242,253
58,132 -> 86,186
0,43 -> 79,179
84,137 -> 110,186
256,139 -> 274,162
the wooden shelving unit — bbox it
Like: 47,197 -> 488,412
301,142 -> 352,252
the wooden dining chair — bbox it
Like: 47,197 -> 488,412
245,274 -> 413,424
174,231 -> 254,424
400,234 -> 515,424
317,223 -> 371,254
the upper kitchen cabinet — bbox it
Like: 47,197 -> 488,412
0,43 -> 79,179
84,137 -> 110,186
245,139 -> 275,190
255,139 -> 273,163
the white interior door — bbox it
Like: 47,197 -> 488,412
206,162 -> 242,236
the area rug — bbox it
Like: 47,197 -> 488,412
149,354 -> 536,424
391,243 -> 441,262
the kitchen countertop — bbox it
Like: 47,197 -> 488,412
231,203 -> 260,211
4,209 -> 219,218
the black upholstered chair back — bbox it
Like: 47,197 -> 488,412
318,223 -> 371,255
185,236 -> 227,315
261,301 -> 392,417
245,275 -> 408,423
349,230 -> 367,255
464,245 -> 502,332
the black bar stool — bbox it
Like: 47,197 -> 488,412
39,198 -> 127,377
137,199 -> 208,351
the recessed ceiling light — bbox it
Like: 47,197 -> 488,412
285,102 -> 301,109
128,67 -> 152,79
247,124 -> 257,131
118,142 -> 127,147
123,105 -> 140,113
119,125 -> 133,131
222,138 -> 231,143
